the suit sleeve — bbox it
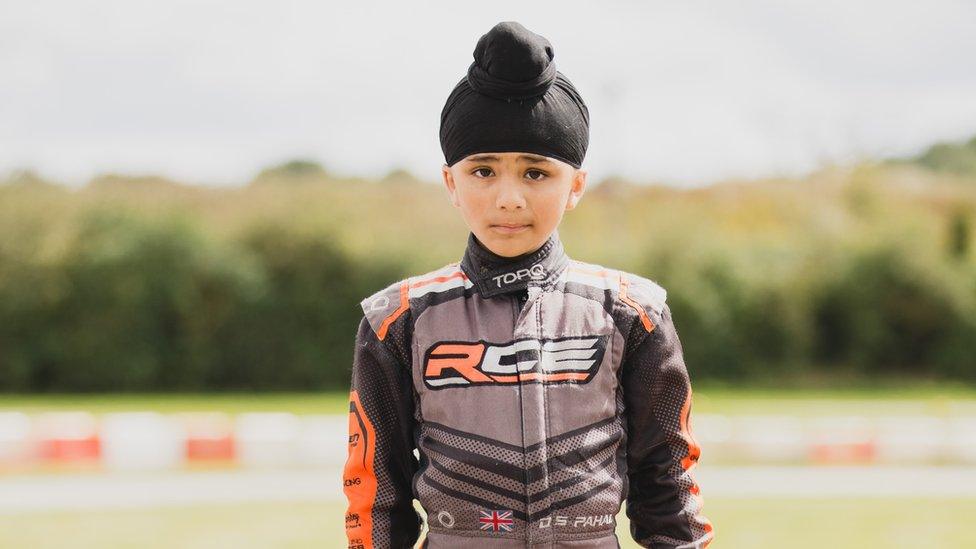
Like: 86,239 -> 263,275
343,315 -> 422,549
621,302 -> 714,549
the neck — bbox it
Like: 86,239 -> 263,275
460,229 -> 569,298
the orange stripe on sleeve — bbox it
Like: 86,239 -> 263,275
344,390 -> 377,548
678,385 -> 714,545
679,385 -> 701,470
619,274 -> 655,333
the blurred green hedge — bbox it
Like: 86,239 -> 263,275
0,208 -> 405,391
650,241 -> 976,385
1,164 -> 974,391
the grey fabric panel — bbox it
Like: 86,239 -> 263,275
414,291 -> 527,447
424,530 -> 621,548
360,277 -> 407,337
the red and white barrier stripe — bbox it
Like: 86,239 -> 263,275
2,411 -> 976,471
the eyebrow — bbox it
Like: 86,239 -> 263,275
464,154 -> 553,164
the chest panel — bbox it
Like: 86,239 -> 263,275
412,288 -> 625,447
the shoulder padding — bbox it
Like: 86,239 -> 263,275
358,262 -> 463,341
621,272 -> 668,315
360,277 -> 410,341
618,271 -> 668,333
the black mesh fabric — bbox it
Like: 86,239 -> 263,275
346,314 -> 422,548
619,303 -> 713,548
380,308 -> 413,370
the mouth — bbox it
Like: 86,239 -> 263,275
490,223 -> 531,234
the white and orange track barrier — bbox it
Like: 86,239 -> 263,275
2,411 -> 976,471
101,413 -> 184,470
0,412 -> 347,472
0,412 -> 32,467
35,412 -> 101,465
180,412 -> 236,462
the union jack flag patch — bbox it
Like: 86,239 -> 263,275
478,509 -> 515,532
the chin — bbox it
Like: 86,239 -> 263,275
494,245 -> 525,258
487,235 -> 538,257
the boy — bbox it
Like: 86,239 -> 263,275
344,21 -> 714,549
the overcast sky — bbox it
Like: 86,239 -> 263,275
2,0 -> 976,187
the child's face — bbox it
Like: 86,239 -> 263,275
442,152 -> 587,257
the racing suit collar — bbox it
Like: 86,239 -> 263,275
460,229 -> 569,298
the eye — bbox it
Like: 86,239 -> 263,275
472,167 -> 493,178
525,169 -> 547,181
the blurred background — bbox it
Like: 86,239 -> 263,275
2,1 -> 976,547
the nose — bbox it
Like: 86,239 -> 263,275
495,176 -> 526,211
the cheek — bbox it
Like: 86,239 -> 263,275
534,184 -> 571,214
519,196 -> 555,232
455,182 -> 489,215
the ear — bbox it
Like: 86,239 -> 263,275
565,168 -> 587,211
442,164 -> 460,208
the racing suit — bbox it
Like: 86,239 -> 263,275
343,229 -> 713,548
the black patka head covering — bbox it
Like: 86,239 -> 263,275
439,21 -> 590,169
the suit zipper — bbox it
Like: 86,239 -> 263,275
512,290 -> 529,326
512,293 -> 521,326
510,289 -> 534,542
